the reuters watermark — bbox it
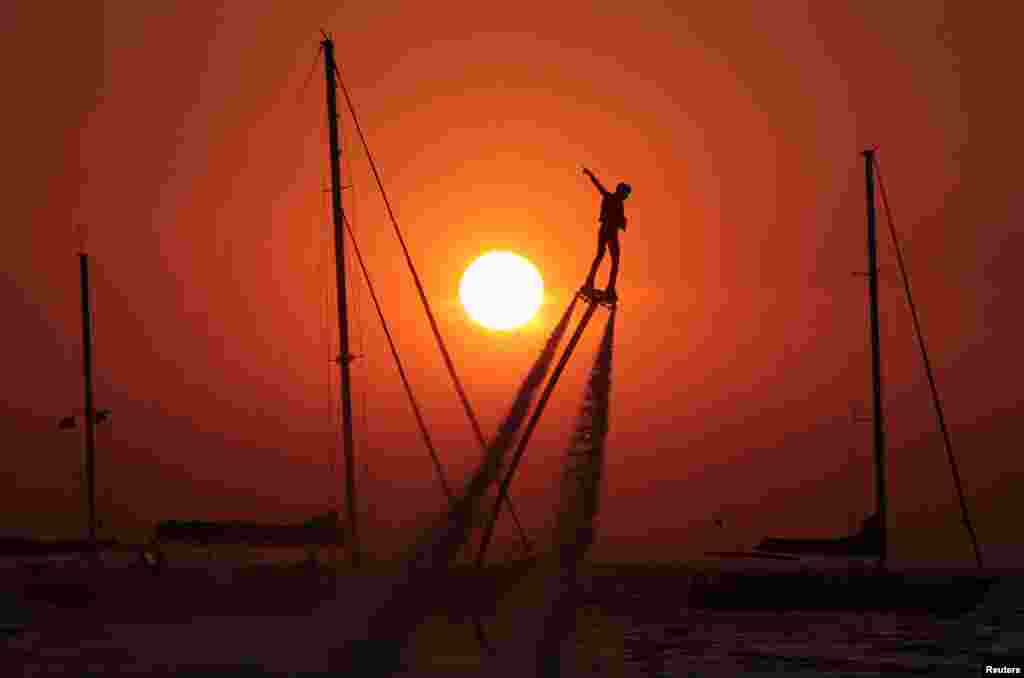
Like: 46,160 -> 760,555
985,666 -> 1022,675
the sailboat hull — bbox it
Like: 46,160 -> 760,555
689,570 -> 996,617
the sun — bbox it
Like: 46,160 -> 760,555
460,251 -> 544,331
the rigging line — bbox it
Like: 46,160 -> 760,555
331,63 -> 533,552
330,63 -> 485,449
347,241 -> 362,498
873,156 -> 984,570
341,209 -> 455,502
348,217 -> 372,511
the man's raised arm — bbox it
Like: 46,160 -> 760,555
582,167 -> 610,197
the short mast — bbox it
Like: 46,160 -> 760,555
322,36 -> 360,568
78,252 -> 98,544
863,149 -> 888,571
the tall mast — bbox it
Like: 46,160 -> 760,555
78,252 -> 98,544
322,36 -> 360,568
863,149 -> 888,570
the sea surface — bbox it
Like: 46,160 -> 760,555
2,558 -> 1022,676
611,609 -> 1016,676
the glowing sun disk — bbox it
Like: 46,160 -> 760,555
459,251 -> 544,331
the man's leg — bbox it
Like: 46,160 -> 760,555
584,238 -> 607,289
606,236 -> 620,296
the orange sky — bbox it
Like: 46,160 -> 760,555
4,1 -> 1021,565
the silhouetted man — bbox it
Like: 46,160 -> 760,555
581,167 -> 631,303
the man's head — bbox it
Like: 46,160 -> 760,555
615,182 -> 632,199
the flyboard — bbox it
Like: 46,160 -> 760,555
576,286 -> 618,309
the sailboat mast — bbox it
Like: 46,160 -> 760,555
322,36 -> 360,569
78,252 -> 97,544
863,149 -> 888,570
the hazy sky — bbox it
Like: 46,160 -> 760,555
4,1 -> 1021,565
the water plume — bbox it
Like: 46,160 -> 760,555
329,296 -> 580,673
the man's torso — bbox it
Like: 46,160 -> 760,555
599,194 -> 625,237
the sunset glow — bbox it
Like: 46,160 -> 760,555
4,1 -> 1019,572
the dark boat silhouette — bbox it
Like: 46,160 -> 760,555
153,512 -> 345,548
755,512 -> 882,558
694,152 -> 993,616
0,537 -> 118,558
